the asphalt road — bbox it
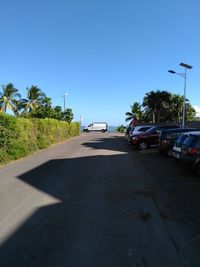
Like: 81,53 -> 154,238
0,132 -> 200,267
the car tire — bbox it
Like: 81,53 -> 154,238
138,140 -> 148,150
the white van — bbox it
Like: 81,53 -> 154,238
83,122 -> 108,132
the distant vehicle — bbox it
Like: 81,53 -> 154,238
128,125 -> 180,150
158,128 -> 198,154
83,122 -> 108,132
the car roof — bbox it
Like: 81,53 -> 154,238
134,125 -> 151,129
146,125 -> 179,132
161,128 -> 197,134
184,131 -> 200,136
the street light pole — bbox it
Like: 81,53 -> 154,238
63,93 -> 68,111
168,62 -> 193,128
182,66 -> 187,128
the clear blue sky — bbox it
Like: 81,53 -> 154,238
1,0 -> 200,126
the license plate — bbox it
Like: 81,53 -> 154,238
172,151 -> 180,159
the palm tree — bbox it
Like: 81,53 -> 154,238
0,83 -> 21,114
12,98 -> 29,116
170,94 -> 183,123
24,85 -> 46,112
143,90 -> 171,123
125,102 -> 142,122
185,103 -> 196,121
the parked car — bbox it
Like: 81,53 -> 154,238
171,131 -> 200,159
128,125 -> 180,150
127,125 -> 152,140
179,132 -> 200,174
158,128 -> 197,154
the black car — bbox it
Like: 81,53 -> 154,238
128,125 -> 180,150
180,132 -> 200,171
171,131 -> 200,159
158,128 -> 197,154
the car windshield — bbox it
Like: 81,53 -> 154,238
133,126 -> 150,132
138,127 -> 151,132
165,132 -> 179,139
145,127 -> 156,134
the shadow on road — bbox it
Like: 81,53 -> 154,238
0,135 -> 200,266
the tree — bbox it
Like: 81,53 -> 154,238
168,94 -> 196,122
185,103 -> 196,121
30,97 -> 54,118
12,99 -> 24,116
53,106 -> 63,120
168,94 -> 184,123
143,90 -> 171,123
62,108 -> 73,122
0,83 -> 21,114
125,102 -> 142,122
24,85 -> 46,112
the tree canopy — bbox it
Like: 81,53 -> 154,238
126,90 -> 196,124
0,83 -> 74,122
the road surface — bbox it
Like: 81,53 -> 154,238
0,132 -> 200,267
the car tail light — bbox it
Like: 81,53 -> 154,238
188,147 -> 198,155
162,140 -> 169,145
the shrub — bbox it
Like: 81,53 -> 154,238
0,114 -> 80,164
116,125 -> 126,133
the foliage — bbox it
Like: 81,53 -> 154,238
28,97 -> 55,119
0,83 -> 21,114
116,125 -> 126,133
0,83 -> 75,122
62,108 -> 74,122
0,113 -> 80,164
24,85 -> 46,112
125,102 -> 142,122
194,117 -> 200,121
143,90 -> 172,123
126,90 -> 196,123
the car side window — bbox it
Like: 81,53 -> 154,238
194,137 -> 200,148
151,130 -> 159,134
169,133 -> 178,139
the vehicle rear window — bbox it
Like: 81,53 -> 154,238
182,135 -> 200,148
176,134 -> 188,144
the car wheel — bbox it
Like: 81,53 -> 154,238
138,141 -> 148,150
196,162 -> 200,176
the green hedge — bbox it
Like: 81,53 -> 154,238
0,114 -> 80,164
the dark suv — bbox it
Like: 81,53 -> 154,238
158,128 -> 197,154
179,132 -> 200,174
128,125 -> 179,150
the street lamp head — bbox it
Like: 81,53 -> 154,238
180,62 -> 193,69
168,70 -> 176,74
